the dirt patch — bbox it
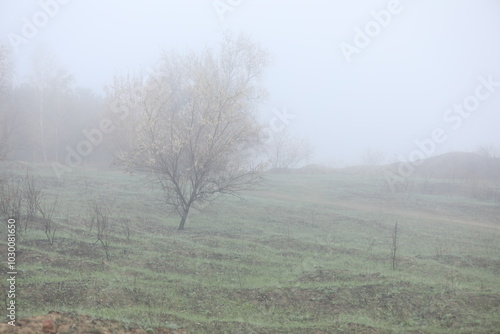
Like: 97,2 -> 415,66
298,268 -> 384,284
20,281 -> 90,308
0,311 -> 190,334
266,192 -> 500,231
428,255 -> 500,273
229,282 -> 500,330
57,240 -> 102,258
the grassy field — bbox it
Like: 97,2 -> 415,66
1,162 -> 500,333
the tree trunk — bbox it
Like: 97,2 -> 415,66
39,88 -> 48,163
55,127 -> 59,162
178,208 -> 190,231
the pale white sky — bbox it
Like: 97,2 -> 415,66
1,0 -> 499,165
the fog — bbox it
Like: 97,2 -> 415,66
2,0 -> 500,166
2,3 -> 500,331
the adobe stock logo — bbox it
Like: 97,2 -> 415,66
340,0 -> 403,63
7,0 -> 72,53
51,118 -> 118,181
261,106 -> 296,144
213,0 -> 244,21
239,106 -> 296,164
52,68 -> 159,181
51,98 -> 131,181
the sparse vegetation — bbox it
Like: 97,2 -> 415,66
1,162 -> 499,333
24,169 -> 42,232
1,3 -> 499,333
37,186 -> 60,245
85,196 -> 116,261
0,175 -> 23,223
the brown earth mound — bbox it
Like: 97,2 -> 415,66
0,311 -> 190,334
295,164 -> 335,174
387,151 -> 500,179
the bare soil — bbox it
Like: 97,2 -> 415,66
0,311 -> 190,334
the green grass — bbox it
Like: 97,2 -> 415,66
1,162 -> 500,333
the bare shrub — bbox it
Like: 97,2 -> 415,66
266,129 -> 313,169
0,176 -> 23,227
37,187 -> 60,245
85,197 -> 115,261
1,170 -> 62,242
121,218 -> 131,242
23,169 -> 42,232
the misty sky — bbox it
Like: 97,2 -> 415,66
1,0 -> 499,166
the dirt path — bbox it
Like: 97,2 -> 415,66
332,199 -> 500,231
266,192 -> 500,231
0,311 -> 190,334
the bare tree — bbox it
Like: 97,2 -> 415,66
0,108 -> 15,162
113,34 -> 269,230
0,45 -> 12,100
0,45 -> 15,161
0,176 -> 23,223
85,197 -> 115,260
103,74 -> 143,155
361,148 -> 385,166
37,187 -> 60,246
23,169 -> 42,232
265,129 -> 312,169
29,47 -> 74,163
475,143 -> 500,159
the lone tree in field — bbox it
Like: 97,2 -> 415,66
111,34 -> 269,230
361,148 -> 385,166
